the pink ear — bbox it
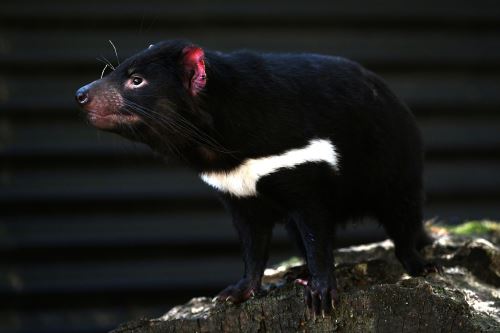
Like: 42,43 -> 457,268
182,46 -> 206,96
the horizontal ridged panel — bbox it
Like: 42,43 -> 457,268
1,1 -> 499,333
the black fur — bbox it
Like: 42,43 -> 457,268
76,40 -> 436,315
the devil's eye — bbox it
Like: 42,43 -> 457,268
132,77 -> 143,85
126,75 -> 146,89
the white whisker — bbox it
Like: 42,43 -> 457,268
109,40 -> 120,65
101,64 -> 109,79
97,56 -> 115,70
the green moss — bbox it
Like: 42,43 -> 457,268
431,285 -> 448,297
442,220 -> 499,236
278,256 -> 303,267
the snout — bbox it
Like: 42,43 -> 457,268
74,80 -> 140,130
75,84 -> 91,106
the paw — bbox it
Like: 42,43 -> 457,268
214,278 -> 259,304
303,279 -> 339,317
421,262 -> 443,275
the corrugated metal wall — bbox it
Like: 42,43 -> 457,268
1,1 -> 500,332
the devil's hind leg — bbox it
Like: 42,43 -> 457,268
377,196 -> 438,276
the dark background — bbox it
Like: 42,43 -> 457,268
1,1 -> 500,332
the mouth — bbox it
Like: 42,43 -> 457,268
86,110 -> 142,129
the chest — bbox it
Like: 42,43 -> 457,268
200,138 -> 339,197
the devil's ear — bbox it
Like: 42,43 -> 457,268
181,46 -> 206,96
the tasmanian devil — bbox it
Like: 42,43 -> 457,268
75,39 -> 438,315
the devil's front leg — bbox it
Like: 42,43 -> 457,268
294,205 -> 339,316
216,198 -> 277,304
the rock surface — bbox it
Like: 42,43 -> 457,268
111,236 -> 500,333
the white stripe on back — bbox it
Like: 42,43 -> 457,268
200,138 -> 339,197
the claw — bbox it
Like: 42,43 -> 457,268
424,263 -> 443,276
305,290 -> 312,309
216,278 -> 259,305
434,264 -> 444,275
331,289 -> 339,309
300,274 -> 339,318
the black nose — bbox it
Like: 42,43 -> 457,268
75,86 -> 90,105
